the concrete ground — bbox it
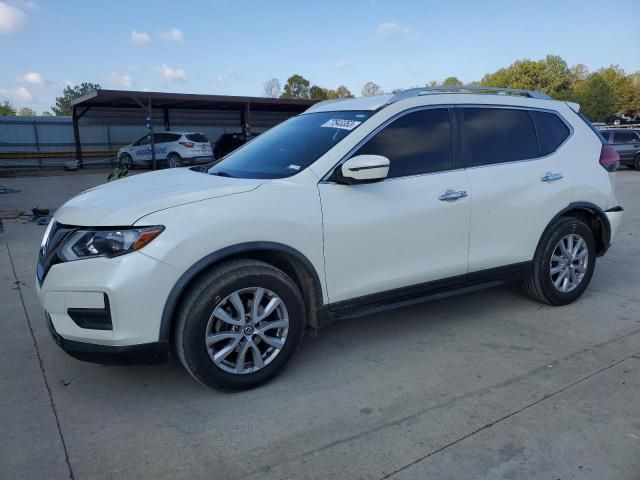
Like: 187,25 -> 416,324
1,169 -> 639,480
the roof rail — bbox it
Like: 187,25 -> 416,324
386,86 -> 552,105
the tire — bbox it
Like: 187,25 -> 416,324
175,259 -> 306,391
167,153 -> 182,168
523,217 -> 596,306
119,153 -> 134,169
634,154 -> 640,170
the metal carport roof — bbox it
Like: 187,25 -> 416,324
71,89 -> 317,169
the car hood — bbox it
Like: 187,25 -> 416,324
54,168 -> 263,226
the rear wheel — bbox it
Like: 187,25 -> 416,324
634,154 -> 640,170
167,153 -> 182,168
175,259 -> 306,391
523,217 -> 596,306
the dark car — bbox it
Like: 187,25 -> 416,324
213,133 -> 247,159
605,109 -> 640,126
599,129 -> 640,169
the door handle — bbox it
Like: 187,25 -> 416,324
541,172 -> 563,182
439,190 -> 468,201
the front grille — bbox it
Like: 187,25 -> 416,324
37,222 -> 76,285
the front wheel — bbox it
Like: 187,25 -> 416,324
175,259 -> 306,391
118,153 -> 134,169
167,153 -> 182,168
523,217 -> 596,306
634,154 -> 640,170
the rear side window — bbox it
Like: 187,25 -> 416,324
600,131 -> 611,143
530,111 -> 570,155
355,108 -> 453,178
613,131 -> 639,144
458,108 -> 538,166
186,133 -> 209,143
167,133 -> 182,142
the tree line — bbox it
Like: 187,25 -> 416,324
2,56 -> 638,121
264,55 -> 640,121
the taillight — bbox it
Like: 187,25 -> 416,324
179,141 -> 194,148
599,144 -> 620,172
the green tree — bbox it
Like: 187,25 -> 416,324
571,64 -> 589,81
41,111 -> 53,116
361,82 -> 383,96
335,85 -> 353,98
52,82 -> 101,115
597,65 -> 636,111
441,76 -> 463,86
480,55 -> 573,96
18,107 -> 36,116
0,100 -> 16,116
559,73 -> 615,121
281,74 -> 310,99
309,85 -> 329,100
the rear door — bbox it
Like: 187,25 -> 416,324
612,130 -> 640,162
459,106 -> 573,273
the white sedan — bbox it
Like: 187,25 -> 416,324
117,131 -> 213,168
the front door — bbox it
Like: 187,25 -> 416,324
319,108 -> 471,304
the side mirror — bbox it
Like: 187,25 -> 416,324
338,155 -> 390,184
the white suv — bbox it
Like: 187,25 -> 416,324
117,131 -> 213,168
37,87 -> 624,391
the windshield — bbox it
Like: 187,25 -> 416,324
208,111 -> 372,179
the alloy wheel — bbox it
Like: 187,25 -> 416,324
205,287 -> 289,374
549,233 -> 589,293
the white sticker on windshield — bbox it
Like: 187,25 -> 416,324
321,119 -> 362,131
287,164 -> 301,170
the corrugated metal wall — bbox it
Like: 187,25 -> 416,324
0,109 -> 295,168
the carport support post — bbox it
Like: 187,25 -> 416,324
241,102 -> 251,140
72,105 -> 83,168
163,108 -> 170,131
148,98 -> 156,170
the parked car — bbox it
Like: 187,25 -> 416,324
38,87 -> 623,391
605,109 -> 640,126
118,131 -> 213,168
599,129 -> 640,169
213,132 -> 247,159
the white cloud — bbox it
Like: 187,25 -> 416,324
334,60 -> 353,70
159,27 -> 183,44
107,72 -> 132,88
131,30 -> 151,45
17,71 -> 43,85
0,1 -> 27,33
376,21 -> 420,40
0,85 -> 33,101
156,64 -> 186,82
215,67 -> 239,86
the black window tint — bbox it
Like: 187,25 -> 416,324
459,108 -> 538,166
154,134 -> 167,143
530,111 -> 570,155
613,131 -> 638,144
600,131 -> 611,143
186,133 -> 209,143
355,109 -> 452,178
137,135 -> 150,146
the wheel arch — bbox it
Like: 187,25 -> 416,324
159,242 -> 325,342
539,202 -> 611,257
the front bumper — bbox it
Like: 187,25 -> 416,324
37,248 -> 182,348
46,313 -> 167,364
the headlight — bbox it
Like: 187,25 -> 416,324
59,226 -> 164,261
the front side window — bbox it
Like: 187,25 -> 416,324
354,109 -> 453,178
135,135 -> 150,146
459,107 -> 538,166
208,111 -> 371,179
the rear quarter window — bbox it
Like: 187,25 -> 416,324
186,133 -> 209,143
530,111 -> 571,155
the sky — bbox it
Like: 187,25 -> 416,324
1,0 -> 639,113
